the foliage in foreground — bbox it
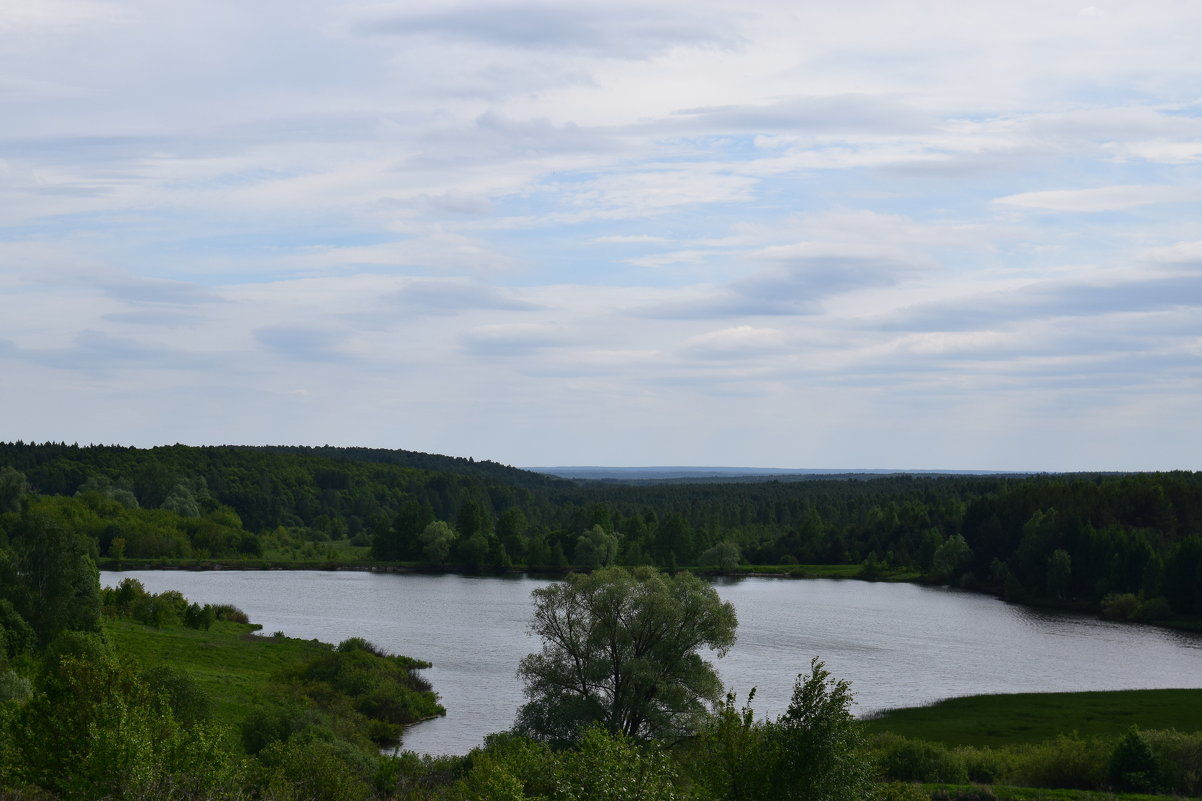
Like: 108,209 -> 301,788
687,660 -> 873,801
870,726 -> 1202,797
863,688 -> 1202,747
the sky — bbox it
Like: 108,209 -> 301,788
2,0 -> 1201,471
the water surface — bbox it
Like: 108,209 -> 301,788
102,570 -> 1202,755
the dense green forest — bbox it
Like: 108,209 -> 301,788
4,443 -> 1202,799
2,441 -> 1202,622
2,504 -> 1200,800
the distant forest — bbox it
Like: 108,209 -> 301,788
2,441 -> 1201,622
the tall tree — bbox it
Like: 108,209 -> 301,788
373,498 -> 433,561
515,566 -> 737,743
3,510 -> 100,644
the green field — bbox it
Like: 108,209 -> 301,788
103,617 -> 328,734
864,689 -> 1202,747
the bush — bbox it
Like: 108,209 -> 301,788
183,602 -> 216,630
1101,593 -> 1141,621
1144,728 -> 1202,797
337,637 -> 387,657
142,664 -> 211,726
878,736 -> 968,784
255,738 -> 373,801
135,589 -> 188,628
956,745 -> 1014,785
101,577 -> 151,620
1010,734 -> 1108,790
1134,596 -> 1173,622
454,733 -> 558,801
1109,726 -> 1160,792
211,604 -> 250,624
241,701 -> 310,755
554,726 -> 680,801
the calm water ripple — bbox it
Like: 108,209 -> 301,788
102,570 -> 1202,755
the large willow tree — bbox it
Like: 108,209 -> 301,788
515,566 -> 737,743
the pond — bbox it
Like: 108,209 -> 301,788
101,570 -> 1202,755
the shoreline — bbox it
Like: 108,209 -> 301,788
97,558 -> 1202,635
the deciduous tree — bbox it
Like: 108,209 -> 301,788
515,566 -> 736,744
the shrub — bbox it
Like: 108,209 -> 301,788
554,726 -> 680,801
1109,726 -> 1160,792
211,604 -> 249,624
1134,596 -> 1173,622
183,602 -> 216,630
255,738 -> 373,801
337,637 -> 387,657
1144,728 -> 1202,797
454,732 -> 558,801
1010,734 -> 1108,790
142,664 -> 211,726
101,577 -> 151,620
956,745 -> 1014,785
1101,593 -> 1141,621
878,736 -> 968,784
241,701 -> 309,755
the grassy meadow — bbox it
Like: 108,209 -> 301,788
864,689 -> 1202,747
103,617 -> 328,735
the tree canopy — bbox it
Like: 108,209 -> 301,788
515,566 -> 737,744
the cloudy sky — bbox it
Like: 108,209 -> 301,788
2,0 -> 1200,470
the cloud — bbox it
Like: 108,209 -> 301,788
0,330 -> 214,374
254,326 -> 349,363
103,310 -> 203,327
995,184 -> 1200,212
388,279 -> 542,316
1142,241 -> 1202,268
97,277 -> 224,306
680,325 -> 787,359
591,234 -> 672,244
573,169 -> 758,215
625,249 -> 712,268
639,248 -> 916,319
354,1 -> 734,57
420,190 -> 493,215
884,274 -> 1202,332
6,0 -> 1202,469
459,323 -> 565,358
665,94 -> 935,136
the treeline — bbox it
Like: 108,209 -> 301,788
958,472 -> 1202,617
0,441 -> 556,536
0,484 -> 446,798
3,442 -> 1202,621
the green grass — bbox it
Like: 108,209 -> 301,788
864,689 -> 1202,747
910,783 -> 1180,801
103,617 -> 327,734
734,563 -> 920,580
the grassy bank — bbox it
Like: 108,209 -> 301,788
103,617 -> 329,735
103,610 -> 444,753
864,689 -> 1202,747
96,558 -> 909,579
